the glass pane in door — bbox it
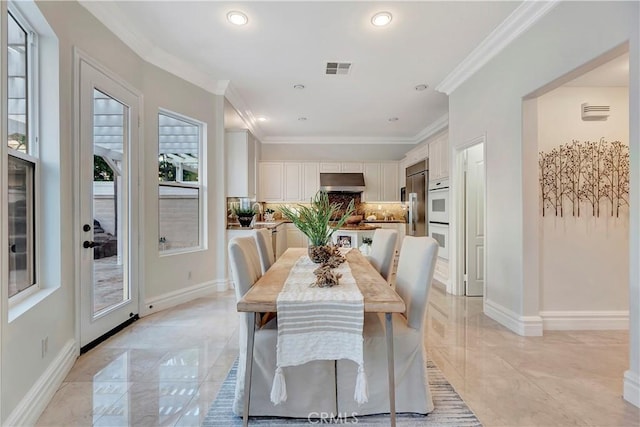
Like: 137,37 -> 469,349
92,89 -> 128,315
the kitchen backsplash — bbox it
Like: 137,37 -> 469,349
263,202 -> 406,221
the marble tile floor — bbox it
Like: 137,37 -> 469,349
36,286 -> 639,426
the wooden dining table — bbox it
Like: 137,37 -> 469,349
237,247 -> 406,427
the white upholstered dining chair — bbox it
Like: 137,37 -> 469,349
336,236 -> 439,415
253,228 -> 275,275
366,228 -> 398,283
228,236 -> 336,417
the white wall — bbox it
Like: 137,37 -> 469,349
141,62 -> 222,302
448,1 -> 638,332
259,143 -> 414,161
448,0 -> 639,406
1,1 -> 226,422
1,1 -> 144,421
537,87 -> 629,314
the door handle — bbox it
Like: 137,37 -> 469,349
83,240 -> 99,249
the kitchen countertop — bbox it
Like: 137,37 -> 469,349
227,219 -> 403,231
227,220 -> 288,230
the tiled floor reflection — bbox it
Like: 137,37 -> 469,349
36,286 -> 639,426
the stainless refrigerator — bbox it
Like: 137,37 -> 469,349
406,160 -> 428,236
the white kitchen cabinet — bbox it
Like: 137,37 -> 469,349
319,162 -> 363,173
258,162 -> 284,201
381,163 -> 399,201
362,162 -> 398,202
363,163 -> 381,202
285,223 -> 307,248
225,130 -> 256,198
259,161 -> 319,202
404,143 -> 428,166
399,157 -> 408,188
284,163 -> 302,201
319,162 -> 341,173
341,162 -> 364,172
302,162 -> 319,201
428,133 -> 449,181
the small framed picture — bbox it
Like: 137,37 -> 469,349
337,235 -> 352,248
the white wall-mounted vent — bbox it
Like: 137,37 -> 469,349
326,62 -> 352,75
581,103 -> 610,121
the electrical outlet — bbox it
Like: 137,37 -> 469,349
188,271 -> 192,280
41,337 -> 48,358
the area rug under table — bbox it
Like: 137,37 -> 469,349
203,359 -> 482,426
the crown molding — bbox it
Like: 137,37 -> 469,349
79,1 -> 220,95
224,83 -> 265,141
262,113 -> 448,145
261,136 -> 417,145
413,114 -> 449,143
80,1 -> 447,146
435,0 -> 559,95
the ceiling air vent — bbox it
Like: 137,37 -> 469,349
326,62 -> 352,75
581,103 -> 610,121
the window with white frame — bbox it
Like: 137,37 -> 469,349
158,111 -> 204,252
7,9 -> 38,299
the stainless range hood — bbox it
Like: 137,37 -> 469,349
319,173 -> 365,192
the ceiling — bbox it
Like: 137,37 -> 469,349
81,1 -> 522,144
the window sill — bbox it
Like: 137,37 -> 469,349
9,287 -> 58,323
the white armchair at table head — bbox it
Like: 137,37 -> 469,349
228,236 -> 337,417
336,235 -> 439,416
366,228 -> 398,283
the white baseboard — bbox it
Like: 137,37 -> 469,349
140,280 -> 220,317
217,279 -> 231,292
540,310 -> 629,330
433,274 -> 449,290
624,370 -> 640,408
484,298 -> 543,336
5,339 -> 77,427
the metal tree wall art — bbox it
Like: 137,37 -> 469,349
539,138 -> 629,217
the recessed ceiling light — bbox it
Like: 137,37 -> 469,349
371,12 -> 392,27
227,11 -> 248,26
257,117 -> 267,122
388,117 -> 399,122
298,117 -> 308,121
415,84 -> 428,91
293,84 -> 305,90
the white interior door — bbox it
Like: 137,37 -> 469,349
465,143 -> 485,296
79,59 -> 140,349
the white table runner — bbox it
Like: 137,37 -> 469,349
271,253 -> 368,405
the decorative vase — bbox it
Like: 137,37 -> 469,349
308,244 -> 332,264
264,212 -> 275,222
238,215 -> 254,227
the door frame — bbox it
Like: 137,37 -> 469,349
453,134 -> 487,297
73,48 -> 145,352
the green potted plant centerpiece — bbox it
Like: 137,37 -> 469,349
233,205 -> 256,227
279,191 -> 355,263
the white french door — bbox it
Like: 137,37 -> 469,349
78,58 -> 140,349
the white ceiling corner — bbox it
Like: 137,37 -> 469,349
79,1 -> 223,96
435,0 -> 559,95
